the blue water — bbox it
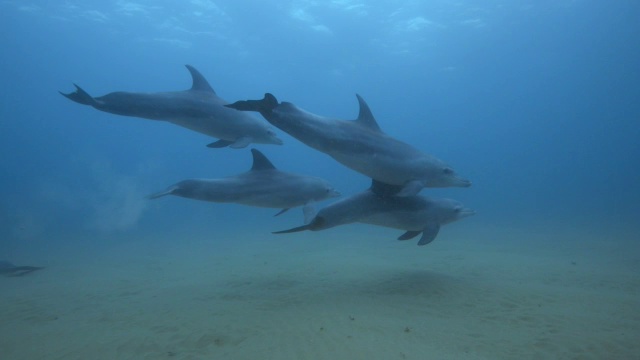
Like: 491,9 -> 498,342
0,1 -> 639,357
2,1 -> 638,243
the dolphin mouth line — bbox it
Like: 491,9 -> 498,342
458,178 -> 472,187
459,209 -> 476,217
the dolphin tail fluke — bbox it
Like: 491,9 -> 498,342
146,186 -> 178,200
272,224 -> 311,234
59,84 -> 98,106
225,93 -> 279,114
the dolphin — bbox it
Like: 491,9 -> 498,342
0,260 -> 44,277
60,65 -> 283,149
149,149 -> 340,220
226,93 -> 471,195
273,180 -> 475,246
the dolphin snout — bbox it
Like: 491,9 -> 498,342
456,177 -> 472,188
459,208 -> 476,218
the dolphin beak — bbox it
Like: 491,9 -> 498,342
459,208 -> 476,218
456,177 -> 472,188
273,137 -> 284,145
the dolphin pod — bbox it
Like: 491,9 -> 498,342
60,65 -> 473,247
60,65 -> 283,149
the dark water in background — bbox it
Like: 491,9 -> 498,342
0,1 -> 638,261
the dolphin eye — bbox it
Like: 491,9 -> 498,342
443,167 -> 454,175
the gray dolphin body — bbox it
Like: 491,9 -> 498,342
0,261 -> 44,276
226,93 -> 470,195
60,65 -> 283,149
149,149 -> 340,217
274,181 -> 474,246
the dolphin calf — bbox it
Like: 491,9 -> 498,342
226,93 -> 470,195
274,181 -> 474,246
0,260 -> 44,277
60,65 -> 283,149
149,149 -> 340,219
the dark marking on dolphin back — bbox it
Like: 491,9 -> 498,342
370,179 -> 404,198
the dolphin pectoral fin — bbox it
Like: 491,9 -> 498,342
396,180 -> 424,197
59,84 -> 98,106
273,224 -> 311,234
147,186 -> 178,199
303,202 -> 318,224
225,93 -> 279,115
418,224 -> 440,246
229,137 -> 252,149
274,208 -> 290,217
206,139 -> 234,148
398,231 -> 421,241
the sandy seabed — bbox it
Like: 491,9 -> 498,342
1,224 -> 639,360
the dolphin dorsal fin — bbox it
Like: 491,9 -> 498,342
355,94 -> 382,132
250,149 -> 276,171
185,65 -> 216,94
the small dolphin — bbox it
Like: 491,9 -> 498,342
60,65 -> 283,149
274,180 -> 474,246
149,149 -> 340,219
0,261 -> 44,277
226,93 -> 470,195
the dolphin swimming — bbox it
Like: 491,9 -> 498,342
149,149 -> 340,219
274,180 -> 474,246
0,260 -> 44,277
226,93 -> 471,195
60,65 -> 283,149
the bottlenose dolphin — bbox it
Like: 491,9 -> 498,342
0,261 -> 44,277
226,93 -> 470,195
274,181 -> 474,246
149,149 -> 340,219
60,65 -> 283,149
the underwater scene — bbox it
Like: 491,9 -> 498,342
1,1 -> 639,359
